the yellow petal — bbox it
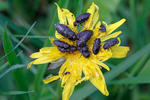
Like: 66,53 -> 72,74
49,37 -> 55,44
32,57 -> 53,64
32,53 -> 63,64
117,37 -> 121,46
59,60 -> 69,79
61,74 -> 70,87
40,47 -> 60,54
55,3 -> 67,39
30,52 -> 42,58
27,61 -> 33,69
62,9 -> 77,32
55,3 -> 67,24
93,21 -> 105,38
111,46 -> 130,58
91,5 -> 99,28
92,59 -> 110,71
90,68 -> 109,96
62,78 -> 76,100
83,2 -> 99,30
106,18 -> 126,34
55,31 -> 64,39
101,31 -> 122,42
55,3 -> 77,39
70,60 -> 82,80
95,47 -> 112,62
43,75 -> 59,84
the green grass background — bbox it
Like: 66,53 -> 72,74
0,0 -> 150,100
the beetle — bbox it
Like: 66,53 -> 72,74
54,40 -> 77,53
57,47 -> 70,52
99,23 -> 106,32
76,30 -> 93,47
57,45 -> 77,53
54,24 -> 77,41
57,46 -> 77,53
82,50 -> 90,58
70,46 -> 77,52
53,40 -> 70,48
74,13 -> 90,26
78,45 -> 90,58
103,38 -> 119,49
78,46 -> 88,53
92,38 -> 101,54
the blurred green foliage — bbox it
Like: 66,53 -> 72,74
0,0 -> 150,100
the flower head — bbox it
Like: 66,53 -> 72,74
27,2 -> 129,100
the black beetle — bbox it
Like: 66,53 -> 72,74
74,13 -> 91,26
54,24 -> 77,41
54,40 -> 77,53
76,30 -> 93,47
82,50 -> 90,58
92,38 -> 101,55
57,46 -> 77,53
78,45 -> 90,58
78,46 -> 88,53
103,38 -> 119,49
53,40 -> 70,48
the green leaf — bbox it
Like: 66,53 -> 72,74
0,90 -> 34,95
130,54 -> 149,76
2,23 -> 36,100
0,64 -> 26,79
138,58 -> 150,76
3,28 -> 19,65
2,27 -> 28,100
0,22 -> 36,62
109,76 -> 150,84
71,43 -> 150,100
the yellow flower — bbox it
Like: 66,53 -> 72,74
27,2 -> 129,100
